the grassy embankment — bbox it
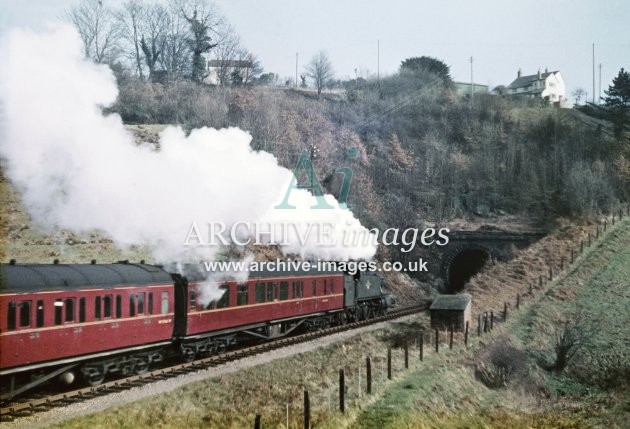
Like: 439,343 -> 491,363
49,217 -> 630,428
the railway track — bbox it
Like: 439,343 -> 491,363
0,303 -> 427,421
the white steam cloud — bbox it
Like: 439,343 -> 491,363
0,25 -> 376,267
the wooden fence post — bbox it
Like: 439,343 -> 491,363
435,329 -> 440,353
588,233 -> 591,247
303,390 -> 310,429
339,369 -> 345,413
387,347 -> 392,380
477,314 -> 482,336
254,414 -> 261,429
490,311 -> 494,330
504,302 -> 508,321
560,257 -> 564,271
464,321 -> 469,347
549,267 -> 553,281
596,225 -> 599,239
516,293 -> 520,310
404,341 -> 409,369
539,275 -> 543,288
366,357 -> 372,395
604,220 -> 607,232
449,325 -> 454,349
580,240 -> 584,254
419,333 -> 424,361
529,283 -> 533,295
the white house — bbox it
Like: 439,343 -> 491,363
506,68 -> 566,104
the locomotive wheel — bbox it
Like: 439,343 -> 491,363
181,346 -> 196,363
339,312 -> 348,325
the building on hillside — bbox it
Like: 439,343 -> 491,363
506,68 -> 566,104
206,59 -> 254,85
454,81 -> 489,97
430,294 -> 472,332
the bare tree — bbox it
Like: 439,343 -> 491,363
572,87 -> 587,106
118,0 -> 145,78
140,4 -> 169,81
305,51 -> 334,96
181,0 -> 223,82
66,0 -> 122,64
211,24 -> 242,85
159,0 -> 191,80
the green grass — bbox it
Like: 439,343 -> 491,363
50,219 -> 630,429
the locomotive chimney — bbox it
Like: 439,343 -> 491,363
517,68 -> 522,78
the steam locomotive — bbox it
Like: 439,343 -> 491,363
0,261 -> 394,401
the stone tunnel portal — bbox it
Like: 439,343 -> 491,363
446,249 -> 490,294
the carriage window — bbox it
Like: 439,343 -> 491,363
330,279 -> 334,294
312,280 -> 317,296
148,292 -> 154,315
279,282 -> 289,300
64,298 -> 75,322
19,301 -> 31,327
190,290 -> 197,310
138,293 -> 145,314
129,295 -> 136,317
266,282 -> 274,301
161,292 -> 169,314
79,298 -> 86,323
324,280 -> 328,295
8,301 -> 16,331
104,295 -> 112,318
216,285 -> 229,309
54,299 -> 63,325
116,295 -> 122,318
255,282 -> 265,303
95,296 -> 102,320
237,284 -> 248,305
292,281 -> 304,298
36,300 -> 44,327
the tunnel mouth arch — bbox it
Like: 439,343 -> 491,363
446,248 -> 490,294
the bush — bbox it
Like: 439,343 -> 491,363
475,338 -> 527,388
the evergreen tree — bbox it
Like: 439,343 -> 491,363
604,68 -> 630,136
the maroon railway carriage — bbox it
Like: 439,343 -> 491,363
180,269 -> 346,359
0,262 -> 177,400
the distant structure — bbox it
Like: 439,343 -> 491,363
506,68 -> 566,105
454,81 -> 489,97
430,294 -> 472,332
206,59 -> 254,85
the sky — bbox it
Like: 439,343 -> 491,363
1,0 -> 629,103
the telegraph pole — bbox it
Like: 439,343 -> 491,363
377,40 -> 380,88
598,63 -> 602,104
470,56 -> 474,106
592,43 -> 595,104
295,52 -> 298,87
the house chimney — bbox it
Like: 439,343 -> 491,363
545,67 -> 548,74
537,69 -> 541,79
517,68 -> 522,78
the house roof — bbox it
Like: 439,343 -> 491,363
508,71 -> 558,89
207,59 -> 253,68
430,294 -> 471,311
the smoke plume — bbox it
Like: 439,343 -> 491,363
0,25 -> 376,273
